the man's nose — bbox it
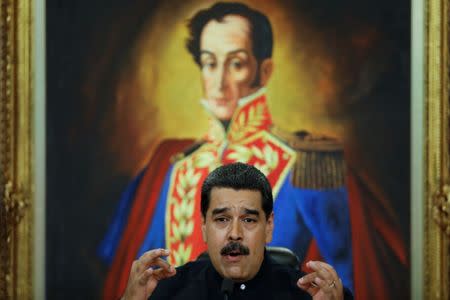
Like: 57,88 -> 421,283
214,64 -> 228,92
228,219 -> 243,241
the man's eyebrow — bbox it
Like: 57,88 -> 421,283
226,49 -> 250,57
211,207 -> 229,215
200,50 -> 215,57
243,208 -> 260,216
200,49 -> 249,57
211,207 -> 260,216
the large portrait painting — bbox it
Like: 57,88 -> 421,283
45,0 -> 411,299
3,0 -> 450,299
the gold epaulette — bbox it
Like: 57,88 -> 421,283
271,127 -> 346,189
169,140 -> 205,163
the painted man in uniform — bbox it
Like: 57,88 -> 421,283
99,3 -> 352,299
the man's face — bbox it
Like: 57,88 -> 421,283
199,15 -> 261,120
201,187 -> 274,282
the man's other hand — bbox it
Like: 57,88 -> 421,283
122,249 -> 176,300
297,261 -> 343,300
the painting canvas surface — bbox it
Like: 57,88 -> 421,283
46,0 -> 410,298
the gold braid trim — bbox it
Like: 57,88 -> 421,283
271,127 -> 346,189
228,102 -> 267,143
167,144 -> 220,266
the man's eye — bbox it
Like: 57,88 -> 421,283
243,218 -> 256,223
215,217 -> 229,223
202,61 -> 216,69
230,60 -> 243,69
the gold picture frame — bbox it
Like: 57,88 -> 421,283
0,0 -> 449,299
0,0 -> 34,299
424,0 -> 450,298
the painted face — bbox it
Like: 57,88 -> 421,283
201,187 -> 274,282
200,15 -> 260,120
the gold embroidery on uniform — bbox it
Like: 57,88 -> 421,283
206,117 -> 226,144
224,144 -> 253,162
167,145 -> 220,265
225,131 -> 296,197
253,145 -> 280,177
192,146 -> 219,171
226,142 -> 279,176
168,160 -> 200,265
172,243 -> 193,267
228,103 -> 266,142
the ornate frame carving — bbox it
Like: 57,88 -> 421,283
1,0 -> 449,299
425,0 -> 450,298
0,0 -> 34,299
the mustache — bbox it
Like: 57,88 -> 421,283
220,242 -> 250,256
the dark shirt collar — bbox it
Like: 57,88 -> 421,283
206,251 -> 272,295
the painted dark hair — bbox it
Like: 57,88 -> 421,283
201,162 -> 273,219
186,2 -> 273,66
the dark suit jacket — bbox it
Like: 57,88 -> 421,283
149,254 -> 353,300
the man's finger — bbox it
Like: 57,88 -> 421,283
304,266 -> 343,298
138,268 -> 154,286
305,261 -> 335,281
306,261 -> 338,279
152,257 -> 173,272
297,273 -> 320,296
311,276 -> 337,295
141,249 -> 170,264
152,266 -> 177,281
297,272 -> 318,286
139,249 -> 170,269
307,261 -> 343,295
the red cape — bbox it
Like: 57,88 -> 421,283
347,166 -> 409,299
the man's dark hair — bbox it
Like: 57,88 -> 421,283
186,2 -> 273,66
201,162 -> 273,219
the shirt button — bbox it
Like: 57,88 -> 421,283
240,284 -> 246,290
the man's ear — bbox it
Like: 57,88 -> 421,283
259,58 -> 273,86
201,216 -> 207,243
265,212 -> 274,244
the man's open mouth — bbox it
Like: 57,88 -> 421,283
226,250 -> 242,257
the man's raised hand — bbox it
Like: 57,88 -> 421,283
297,261 -> 343,300
122,249 -> 176,300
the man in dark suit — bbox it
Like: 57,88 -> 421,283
121,163 -> 352,300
